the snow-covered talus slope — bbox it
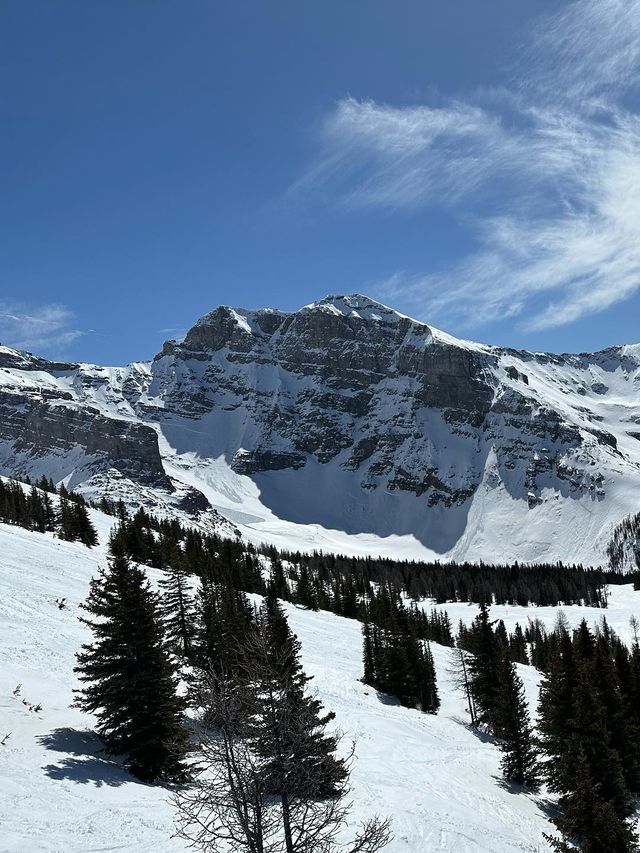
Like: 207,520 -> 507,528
1,294 -> 640,564
0,517 -> 565,852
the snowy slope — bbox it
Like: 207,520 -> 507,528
8,517 -> 640,850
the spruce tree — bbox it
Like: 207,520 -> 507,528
251,594 -> 348,798
72,500 -> 99,547
545,741 -> 638,853
296,562 -> 318,610
74,544 -> 189,783
494,656 -> 538,789
537,627 -> 575,793
269,557 -> 289,600
362,619 -> 375,686
540,626 -> 638,852
159,548 -> 197,658
194,577 -> 254,677
27,486 -> 47,533
509,623 -> 529,665
596,635 -> 640,793
417,641 -> 440,714
466,603 -> 501,728
57,493 -> 77,542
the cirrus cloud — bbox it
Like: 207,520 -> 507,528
292,0 -> 640,333
0,301 -> 85,355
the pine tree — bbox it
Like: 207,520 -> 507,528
251,594 -> 348,798
27,486 -> 47,533
417,641 -> 440,714
381,619 -> 417,707
194,577 -> 254,677
269,557 -> 289,600
296,562 -> 318,610
594,631 -> 640,793
509,623 -> 529,665
74,544 -> 189,782
159,548 -> 197,658
41,490 -> 55,531
72,500 -> 99,547
537,627 -> 575,793
177,662 -> 392,853
539,625 -> 638,853
466,603 -> 501,728
545,741 -> 638,853
57,493 -> 77,542
494,655 -> 538,788
362,619 -> 375,686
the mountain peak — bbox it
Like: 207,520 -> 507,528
303,293 -> 415,323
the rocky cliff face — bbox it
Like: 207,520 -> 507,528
0,347 -> 212,521
0,388 -> 169,486
150,297 -> 497,502
1,296 -> 639,564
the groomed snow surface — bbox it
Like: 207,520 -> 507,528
3,513 -> 640,852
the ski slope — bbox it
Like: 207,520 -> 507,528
3,514 -> 640,851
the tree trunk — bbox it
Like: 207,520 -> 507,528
281,791 -> 294,853
460,650 -> 477,727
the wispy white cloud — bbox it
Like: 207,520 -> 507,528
0,301 -> 84,355
524,0 -> 640,104
289,98 -> 524,211
293,0 -> 640,333
157,326 -> 187,342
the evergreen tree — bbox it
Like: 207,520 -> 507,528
537,627 -> 576,794
362,619 -> 375,686
417,641 -> 440,714
466,603 -> 501,728
159,548 -> 197,659
594,631 -> 640,793
194,577 -> 254,677
545,740 -> 638,853
251,594 -> 348,798
539,624 -> 638,852
296,562 -> 318,610
361,598 -> 439,715
509,623 -> 529,665
269,557 -> 289,600
72,500 -> 99,547
494,656 -> 538,788
57,493 -> 77,542
74,544 -> 189,782
27,486 -> 48,533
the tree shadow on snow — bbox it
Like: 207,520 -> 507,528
493,778 -> 560,821
531,794 -> 561,821
39,727 -> 135,787
493,775 -> 535,796
450,715 -> 494,744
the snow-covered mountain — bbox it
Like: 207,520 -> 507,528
2,293 -> 640,565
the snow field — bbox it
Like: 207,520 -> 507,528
6,513 -> 640,850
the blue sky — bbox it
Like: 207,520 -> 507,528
2,0 -> 640,363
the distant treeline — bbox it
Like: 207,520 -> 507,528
109,505 -> 616,612
0,477 -> 97,546
0,475 -> 628,609
271,547 -> 614,608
